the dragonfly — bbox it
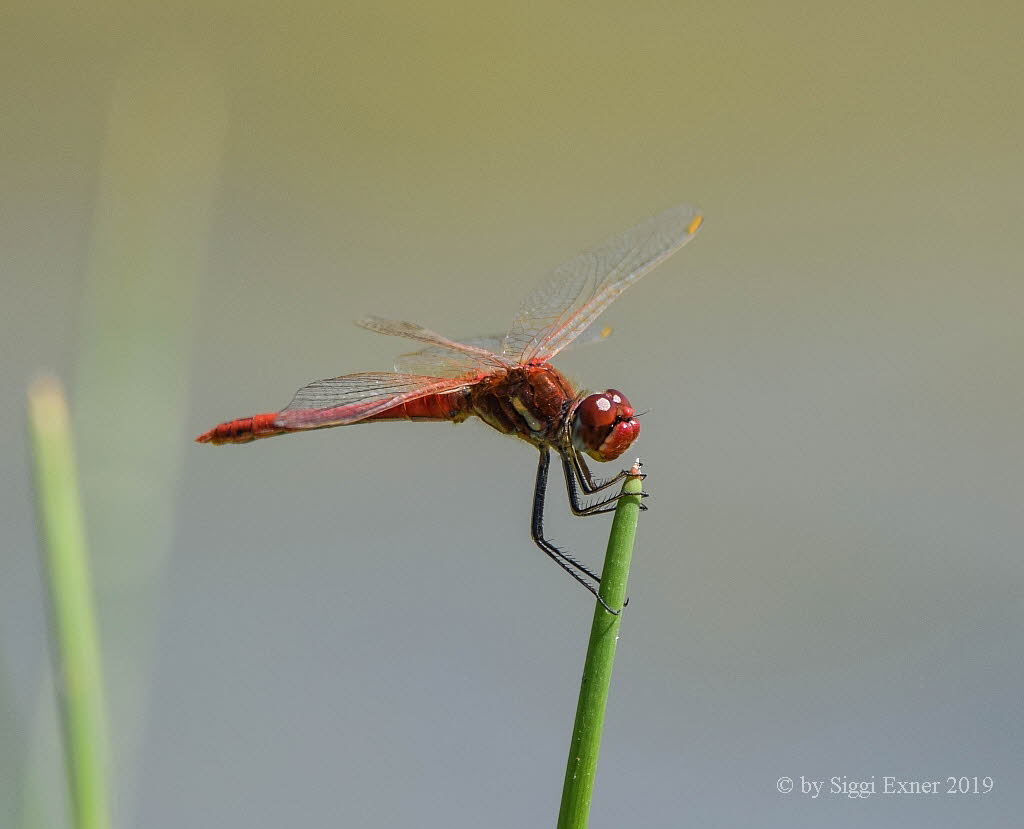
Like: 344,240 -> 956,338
197,204 -> 704,612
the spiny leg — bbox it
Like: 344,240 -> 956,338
532,449 -> 604,582
562,449 -> 649,516
531,448 -> 619,615
571,451 -> 628,494
566,448 -> 647,495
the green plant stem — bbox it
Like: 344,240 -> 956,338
27,376 -> 112,829
557,464 -> 645,829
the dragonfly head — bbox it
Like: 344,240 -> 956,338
571,389 -> 640,462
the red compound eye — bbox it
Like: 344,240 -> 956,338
571,389 -> 639,461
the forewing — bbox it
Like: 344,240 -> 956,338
357,316 -> 510,377
503,204 -> 703,363
274,372 -> 476,429
397,321 -> 615,374
394,335 -> 505,376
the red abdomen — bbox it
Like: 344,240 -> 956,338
196,391 -> 470,445
360,392 -> 469,423
195,412 -> 284,445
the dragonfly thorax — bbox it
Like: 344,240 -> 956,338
467,363 -> 577,446
570,389 -> 640,462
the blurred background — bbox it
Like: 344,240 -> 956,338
3,1 -> 1021,827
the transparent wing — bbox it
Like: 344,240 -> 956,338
394,335 -> 505,376
551,319 -> 616,349
274,372 -> 477,429
356,316 -> 511,378
395,320 -> 614,375
503,204 -> 703,363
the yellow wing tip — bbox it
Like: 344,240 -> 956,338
600,325 -> 613,339
687,214 -> 704,235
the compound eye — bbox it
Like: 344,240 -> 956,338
604,389 -> 630,414
578,392 -> 617,430
571,390 -> 639,462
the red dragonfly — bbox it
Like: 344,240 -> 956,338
198,204 -> 704,611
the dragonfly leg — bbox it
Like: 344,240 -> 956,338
562,450 -> 648,516
567,450 -> 647,495
532,448 -> 620,615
